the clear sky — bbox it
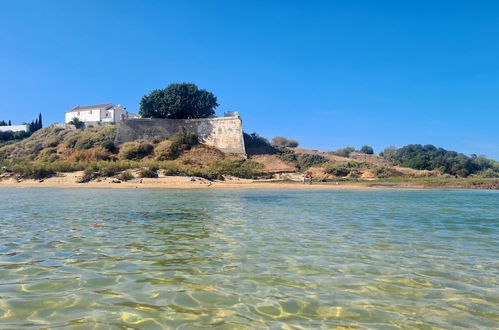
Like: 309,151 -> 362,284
1,1 -> 498,158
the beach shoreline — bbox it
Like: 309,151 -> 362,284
1,172 -> 497,190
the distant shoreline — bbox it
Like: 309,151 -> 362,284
1,172 -> 497,190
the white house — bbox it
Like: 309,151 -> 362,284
0,124 -> 30,133
65,103 -> 139,124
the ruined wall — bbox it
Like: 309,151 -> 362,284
115,116 -> 246,155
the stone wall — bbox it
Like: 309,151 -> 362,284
115,116 -> 246,155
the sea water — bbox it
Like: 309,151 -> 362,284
0,188 -> 497,328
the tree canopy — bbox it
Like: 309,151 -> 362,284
359,145 -> 374,154
272,136 -> 299,148
139,83 -> 219,119
382,144 -> 499,177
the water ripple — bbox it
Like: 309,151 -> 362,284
0,188 -> 498,328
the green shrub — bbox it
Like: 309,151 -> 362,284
170,127 -> 199,147
359,145 -> 374,154
68,147 -> 111,162
100,140 -> 116,153
117,170 -> 134,181
272,136 -> 299,148
63,126 -> 117,150
118,142 -> 154,160
323,163 -> 351,177
330,146 -> 356,157
154,128 -> 199,161
323,161 -> 373,177
296,153 -> 327,170
372,165 -> 404,178
68,117 -> 85,129
155,140 -> 177,160
382,144 -> 499,177
78,167 -> 99,183
78,138 -> 94,150
208,159 -> 263,179
472,168 -> 499,178
139,167 -> 159,178
43,136 -> 60,148
243,132 -> 278,155
11,163 -> 55,179
272,145 -> 298,164
36,148 -> 59,162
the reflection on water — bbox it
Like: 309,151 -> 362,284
0,188 -> 498,328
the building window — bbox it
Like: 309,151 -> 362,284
89,110 -> 92,114
77,112 -> 80,116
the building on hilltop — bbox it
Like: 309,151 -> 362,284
65,103 -> 140,125
0,124 -> 29,133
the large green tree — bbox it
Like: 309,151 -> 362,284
139,83 -> 219,119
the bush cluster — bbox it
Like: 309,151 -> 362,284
63,126 -> 116,150
0,131 -> 31,141
330,147 -> 356,157
117,170 -> 134,181
359,145 -> 374,154
118,142 -> 154,160
68,147 -> 111,162
296,153 -> 328,170
11,161 -> 85,179
139,167 -> 159,178
272,136 -> 299,148
243,132 -> 279,155
381,144 -> 499,177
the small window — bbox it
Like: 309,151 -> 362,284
77,111 -> 80,116
89,110 -> 92,114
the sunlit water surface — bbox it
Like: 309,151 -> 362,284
0,188 -> 498,329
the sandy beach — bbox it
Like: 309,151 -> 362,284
0,171 -> 402,190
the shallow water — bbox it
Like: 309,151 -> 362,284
0,188 -> 498,328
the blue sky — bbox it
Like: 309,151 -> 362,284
1,1 -> 498,158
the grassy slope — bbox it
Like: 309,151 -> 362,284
0,125 -> 497,189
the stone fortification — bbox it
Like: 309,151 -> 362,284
115,115 -> 246,155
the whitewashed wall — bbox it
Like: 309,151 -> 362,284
65,109 -> 101,123
0,125 -> 29,133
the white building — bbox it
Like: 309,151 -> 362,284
65,103 -> 139,124
0,124 -> 30,133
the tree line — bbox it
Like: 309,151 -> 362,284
0,113 -> 43,141
381,144 -> 499,177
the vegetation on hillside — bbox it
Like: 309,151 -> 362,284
139,83 -> 219,119
330,146 -> 356,157
0,125 -> 497,187
244,132 -> 279,155
0,114 -> 43,142
0,125 -> 263,181
272,136 -> 299,148
381,144 -> 499,177
330,145 -> 375,157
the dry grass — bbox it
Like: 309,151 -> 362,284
250,154 -> 296,173
67,147 -> 112,162
349,152 -> 389,165
178,144 -> 226,167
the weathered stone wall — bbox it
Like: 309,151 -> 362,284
115,116 -> 246,155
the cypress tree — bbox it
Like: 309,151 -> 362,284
8,120 -> 11,126
38,113 -> 42,129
